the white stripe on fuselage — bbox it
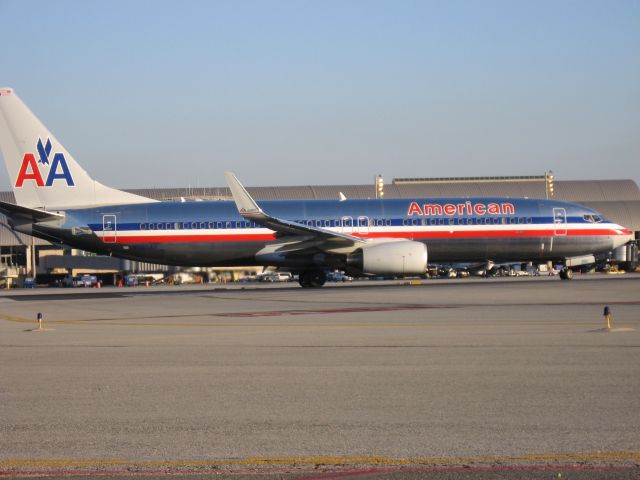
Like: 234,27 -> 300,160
95,222 -> 624,239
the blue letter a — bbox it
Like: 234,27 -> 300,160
45,153 -> 75,186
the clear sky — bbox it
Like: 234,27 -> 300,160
1,0 -> 639,190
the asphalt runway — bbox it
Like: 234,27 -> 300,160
0,275 -> 639,479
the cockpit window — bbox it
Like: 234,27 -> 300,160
583,214 -> 604,223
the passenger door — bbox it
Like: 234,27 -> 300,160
553,208 -> 567,236
341,216 -> 353,234
102,214 -> 117,243
357,216 -> 369,235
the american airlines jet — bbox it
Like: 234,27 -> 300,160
0,88 -> 633,287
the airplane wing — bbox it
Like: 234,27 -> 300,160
0,200 -> 65,223
224,172 -> 366,247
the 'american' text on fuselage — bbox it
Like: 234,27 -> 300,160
407,201 -> 515,217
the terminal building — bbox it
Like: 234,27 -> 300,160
2,175 -> 639,285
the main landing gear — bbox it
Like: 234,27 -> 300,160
299,270 -> 327,288
559,267 -> 574,280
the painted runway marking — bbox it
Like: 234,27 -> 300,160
1,451 -> 639,474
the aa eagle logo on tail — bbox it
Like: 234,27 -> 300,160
15,137 -> 75,187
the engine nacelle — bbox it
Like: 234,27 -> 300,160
347,240 -> 428,276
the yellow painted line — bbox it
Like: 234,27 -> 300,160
1,312 -> 617,332
0,313 -> 34,324
1,451 -> 639,469
0,312 -> 437,329
0,312 -> 438,339
3,308 -> 636,331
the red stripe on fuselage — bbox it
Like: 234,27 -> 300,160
114,233 -> 277,244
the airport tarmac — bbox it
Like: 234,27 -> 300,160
0,275 -> 639,479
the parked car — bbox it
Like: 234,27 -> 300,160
326,271 -> 353,282
79,274 -> 98,287
260,272 -> 293,282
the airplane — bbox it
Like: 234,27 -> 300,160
0,87 -> 633,287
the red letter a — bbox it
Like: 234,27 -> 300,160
407,202 -> 423,216
15,153 -> 45,187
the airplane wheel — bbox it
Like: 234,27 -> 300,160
299,273 -> 311,288
309,270 -> 326,287
299,270 -> 326,288
560,268 -> 573,280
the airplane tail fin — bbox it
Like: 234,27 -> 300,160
0,88 -> 154,209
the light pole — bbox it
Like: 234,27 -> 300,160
375,174 -> 384,199
545,170 -> 554,199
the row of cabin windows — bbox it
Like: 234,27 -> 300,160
402,217 -> 534,226
141,221 -> 257,230
139,216 -> 534,230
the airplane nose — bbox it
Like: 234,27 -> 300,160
611,226 -> 634,250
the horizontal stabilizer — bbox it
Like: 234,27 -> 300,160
0,200 -> 64,222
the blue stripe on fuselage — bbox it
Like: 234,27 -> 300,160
63,197 -> 606,232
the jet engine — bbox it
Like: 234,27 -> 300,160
347,240 -> 428,276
